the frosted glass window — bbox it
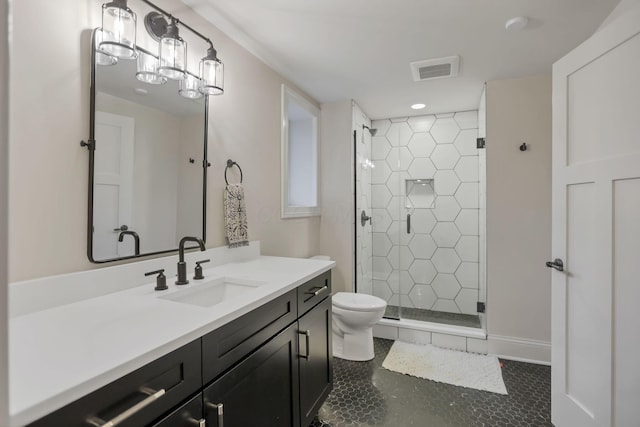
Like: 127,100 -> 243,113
281,85 -> 320,218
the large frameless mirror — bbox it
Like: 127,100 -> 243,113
85,28 -> 208,263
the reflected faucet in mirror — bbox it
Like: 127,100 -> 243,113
176,236 -> 206,285
118,230 -> 140,256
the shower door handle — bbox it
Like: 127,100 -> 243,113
407,213 -> 411,234
361,210 -> 372,227
546,258 -> 564,272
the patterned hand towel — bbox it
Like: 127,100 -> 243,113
224,183 -> 249,248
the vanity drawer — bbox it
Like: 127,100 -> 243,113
28,339 -> 202,427
297,270 -> 331,316
202,289 -> 297,384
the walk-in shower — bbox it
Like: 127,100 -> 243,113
355,109 -> 486,332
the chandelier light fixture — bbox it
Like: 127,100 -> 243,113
99,0 -> 137,60
199,47 -> 224,95
96,0 -> 225,98
158,18 -> 187,80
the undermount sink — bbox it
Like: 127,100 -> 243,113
159,277 -> 266,307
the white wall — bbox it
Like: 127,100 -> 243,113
319,100 -> 354,294
176,115 -> 205,240
598,0 -> 640,30
0,0 -> 9,422
486,74 -> 552,362
8,0 -> 321,282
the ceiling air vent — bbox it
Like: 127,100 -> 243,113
410,56 -> 460,82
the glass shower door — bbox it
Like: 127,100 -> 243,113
397,113 -> 483,327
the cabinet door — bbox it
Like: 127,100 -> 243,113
203,323 -> 300,427
152,393 -> 204,427
298,297 -> 333,427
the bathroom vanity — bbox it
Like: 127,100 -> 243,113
9,244 -> 334,427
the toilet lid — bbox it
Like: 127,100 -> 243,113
332,292 -> 387,312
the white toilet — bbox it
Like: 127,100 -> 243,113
331,292 -> 387,361
308,256 -> 387,361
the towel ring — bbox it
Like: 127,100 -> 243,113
225,159 -> 243,185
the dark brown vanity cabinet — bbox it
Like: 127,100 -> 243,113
298,296 -> 333,427
28,340 -> 203,427
28,270 -> 332,427
203,323 -> 300,427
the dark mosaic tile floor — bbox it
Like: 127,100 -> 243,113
385,305 -> 482,329
310,338 -> 551,427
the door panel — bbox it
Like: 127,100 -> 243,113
567,32 -> 640,165
612,178 -> 640,426
552,7 -> 640,426
564,183 -> 599,416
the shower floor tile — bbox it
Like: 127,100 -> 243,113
385,305 -> 482,329
310,338 -> 551,427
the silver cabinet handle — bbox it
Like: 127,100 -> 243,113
86,387 -> 165,427
306,285 -> 328,297
186,418 -> 206,427
206,402 -> 224,427
298,330 -> 311,360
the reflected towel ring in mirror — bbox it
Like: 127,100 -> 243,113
225,159 -> 243,185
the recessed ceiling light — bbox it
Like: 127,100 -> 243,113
411,103 -> 426,110
134,88 -> 149,95
505,16 -> 529,32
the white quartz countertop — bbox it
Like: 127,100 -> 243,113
9,254 -> 334,427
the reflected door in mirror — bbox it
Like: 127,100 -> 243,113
93,111 -> 135,259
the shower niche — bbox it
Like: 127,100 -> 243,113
405,179 -> 435,209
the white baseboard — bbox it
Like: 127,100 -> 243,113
487,334 -> 551,365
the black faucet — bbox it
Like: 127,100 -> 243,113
176,236 -> 206,285
118,230 -> 140,255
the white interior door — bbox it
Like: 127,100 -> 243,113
93,111 -> 134,260
551,7 -> 640,427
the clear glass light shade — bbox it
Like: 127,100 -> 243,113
100,1 -> 137,60
136,50 -> 167,85
94,29 -> 118,66
179,74 -> 203,99
158,37 -> 187,80
199,58 -> 224,95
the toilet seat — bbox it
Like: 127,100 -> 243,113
332,292 -> 386,312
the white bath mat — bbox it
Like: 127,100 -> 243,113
382,341 -> 508,395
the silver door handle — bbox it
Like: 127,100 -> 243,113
546,258 -> 564,272
86,387 -> 165,427
206,402 -> 223,427
113,224 -> 129,232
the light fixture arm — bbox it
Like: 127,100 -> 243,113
141,0 -> 216,49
